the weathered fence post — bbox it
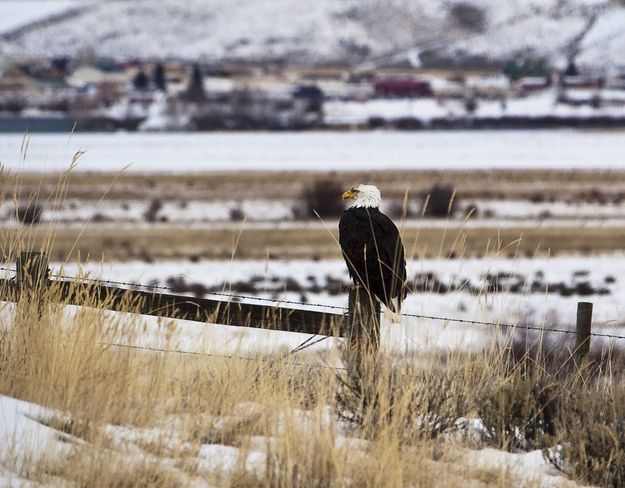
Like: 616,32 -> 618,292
16,251 -> 49,312
574,301 -> 593,365
345,284 -> 381,363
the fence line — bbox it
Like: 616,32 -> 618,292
0,266 -> 349,311
45,276 -> 625,340
1,264 -> 625,342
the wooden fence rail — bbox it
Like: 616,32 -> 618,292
0,252 -> 347,337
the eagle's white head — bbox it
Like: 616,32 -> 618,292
342,184 -> 382,209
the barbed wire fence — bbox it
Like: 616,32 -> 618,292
2,260 -> 624,368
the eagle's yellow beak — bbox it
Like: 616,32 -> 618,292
342,189 -> 358,200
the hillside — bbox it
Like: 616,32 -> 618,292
0,0 -> 78,36
1,0 -> 625,71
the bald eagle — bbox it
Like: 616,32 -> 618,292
339,184 -> 407,320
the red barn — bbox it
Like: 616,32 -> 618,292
374,78 -> 433,98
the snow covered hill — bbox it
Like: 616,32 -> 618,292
0,0 -> 624,71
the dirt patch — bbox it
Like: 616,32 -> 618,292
9,169 -> 625,202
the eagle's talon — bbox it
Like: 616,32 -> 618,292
383,307 -> 402,324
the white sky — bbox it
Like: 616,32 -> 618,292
0,0 -> 79,34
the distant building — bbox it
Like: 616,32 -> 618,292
0,65 -> 40,91
561,76 -> 603,90
517,76 -> 550,94
66,65 -> 133,89
292,85 -> 323,112
373,78 -> 433,98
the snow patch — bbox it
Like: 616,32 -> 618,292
0,395 -> 72,478
3,130 -> 625,173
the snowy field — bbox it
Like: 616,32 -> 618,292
325,90 -> 625,125
2,130 -> 625,173
44,255 -> 625,355
8,198 -> 625,226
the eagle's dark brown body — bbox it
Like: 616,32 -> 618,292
339,206 -> 407,312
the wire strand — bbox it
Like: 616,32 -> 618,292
49,271 -> 349,311
399,312 -> 625,340
100,341 -> 344,371
290,335 -> 331,353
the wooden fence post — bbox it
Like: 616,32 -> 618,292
16,252 -> 49,311
346,284 -> 381,363
575,301 -> 593,365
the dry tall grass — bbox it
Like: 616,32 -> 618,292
5,224 -> 625,262
11,169 -> 625,202
0,283 -> 560,487
6,276 -> 619,486
2,163 -> 625,487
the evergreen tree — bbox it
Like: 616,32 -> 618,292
185,63 -> 206,101
153,63 -> 167,92
503,60 -> 521,81
565,61 -> 579,77
533,60 -> 549,78
133,70 -> 149,90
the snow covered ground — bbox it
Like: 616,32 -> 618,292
0,199 -> 295,225
2,130 -> 625,173
1,253 -> 619,486
0,392 -> 573,487
0,252 -> 601,485
7,197 -> 625,226
325,89 -> 625,125
41,254 -> 625,356
0,395 -> 73,486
